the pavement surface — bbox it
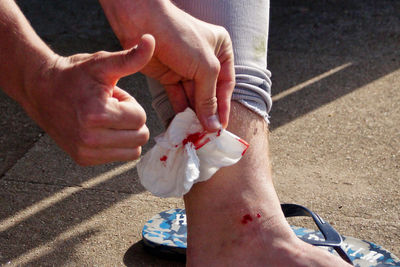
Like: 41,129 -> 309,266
0,0 -> 399,266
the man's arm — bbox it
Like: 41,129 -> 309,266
0,0 -> 155,165
0,0 -> 56,104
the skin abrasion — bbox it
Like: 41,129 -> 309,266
241,213 -> 261,225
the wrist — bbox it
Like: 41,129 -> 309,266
19,42 -> 59,109
99,0 -> 175,49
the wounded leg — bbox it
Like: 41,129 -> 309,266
184,102 -> 350,266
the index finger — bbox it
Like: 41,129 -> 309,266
194,56 -> 221,132
216,51 -> 235,129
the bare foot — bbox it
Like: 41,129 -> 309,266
184,102 -> 351,267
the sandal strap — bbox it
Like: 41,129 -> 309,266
281,203 -> 353,265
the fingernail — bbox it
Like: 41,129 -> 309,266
207,114 -> 221,130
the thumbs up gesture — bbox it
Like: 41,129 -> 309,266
22,34 -> 155,165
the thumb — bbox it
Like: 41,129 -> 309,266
94,34 -> 155,85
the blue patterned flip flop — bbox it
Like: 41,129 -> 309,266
142,204 -> 400,266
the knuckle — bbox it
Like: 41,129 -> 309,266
124,147 -> 142,161
92,51 -> 108,61
215,25 -> 228,37
119,50 -> 131,66
198,96 -> 218,112
132,107 -> 147,128
202,96 -> 218,107
87,51 -> 109,73
137,126 -> 150,145
195,52 -> 220,78
221,27 -> 231,40
206,58 -> 221,75
131,147 -> 142,160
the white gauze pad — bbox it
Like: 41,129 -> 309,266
137,108 -> 249,197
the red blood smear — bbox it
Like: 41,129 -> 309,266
194,137 -> 211,150
257,213 -> 261,218
238,138 -> 249,156
217,129 -> 222,137
241,214 -> 253,224
182,131 -> 210,150
160,155 -> 168,162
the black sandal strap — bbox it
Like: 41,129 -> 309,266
281,203 -> 353,265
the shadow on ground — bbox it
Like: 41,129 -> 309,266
268,0 -> 400,129
123,241 -> 185,267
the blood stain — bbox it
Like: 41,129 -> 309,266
241,214 -> 253,224
160,155 -> 168,162
238,138 -> 249,156
217,129 -> 222,137
182,132 -> 202,146
182,131 -> 210,149
257,213 -> 261,218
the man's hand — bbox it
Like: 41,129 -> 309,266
100,0 -> 235,131
22,35 -> 155,165
1,0 -> 156,165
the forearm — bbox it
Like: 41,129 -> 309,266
0,0 -> 56,106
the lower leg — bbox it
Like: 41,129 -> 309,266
184,102 -> 350,266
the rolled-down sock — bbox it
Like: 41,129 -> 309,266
148,0 -> 272,125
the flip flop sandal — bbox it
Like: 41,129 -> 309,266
142,204 -> 400,266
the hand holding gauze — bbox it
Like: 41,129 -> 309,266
137,108 -> 249,197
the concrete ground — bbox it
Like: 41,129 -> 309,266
0,0 -> 399,266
